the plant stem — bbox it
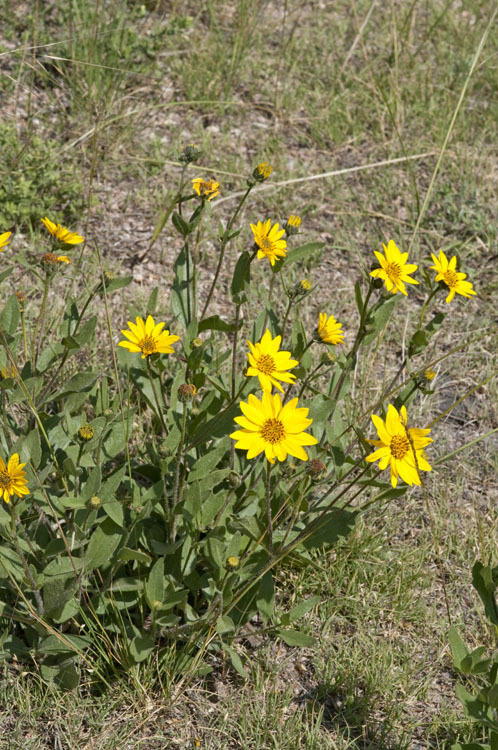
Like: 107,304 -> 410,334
201,184 -> 253,319
171,404 -> 188,542
31,271 -> 50,367
265,462 -> 273,554
20,310 -> 28,361
146,358 -> 168,435
417,286 -> 438,329
230,303 -> 242,470
10,503 -> 44,615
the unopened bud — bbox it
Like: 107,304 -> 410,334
179,144 -> 202,165
306,459 -> 327,479
78,424 -> 94,441
89,495 -> 101,509
178,383 -> 197,402
227,556 -> 240,568
252,162 -> 272,182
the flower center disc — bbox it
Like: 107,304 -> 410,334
385,262 -> 402,283
260,418 -> 285,444
256,353 -> 275,375
390,434 -> 410,459
139,335 -> 157,355
0,471 -> 12,490
443,269 -> 458,289
260,236 -> 273,252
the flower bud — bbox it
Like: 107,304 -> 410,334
285,214 -> 302,236
1,364 -> 17,379
192,337 -> 203,348
306,459 -> 327,480
88,495 -> 101,509
78,424 -> 94,441
178,383 -> 197,402
252,161 -> 272,182
179,144 -> 202,165
424,369 -> 436,381
227,556 -> 240,568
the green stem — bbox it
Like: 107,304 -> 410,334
330,279 -> 374,403
280,297 -> 293,342
20,310 -> 28,361
417,286 -> 438,330
146,358 -> 168,435
297,360 -> 326,400
230,303 -> 242,470
201,184 -> 253,319
171,404 -> 188,542
10,503 -> 44,615
31,271 -> 50,367
265,462 -> 273,554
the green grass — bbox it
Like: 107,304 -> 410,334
0,0 -> 497,747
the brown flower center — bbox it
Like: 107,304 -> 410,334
443,269 -> 458,289
260,418 -> 285,445
0,471 -> 12,490
390,434 -> 410,460
256,353 -> 275,375
139,335 -> 157,355
385,262 -> 402,283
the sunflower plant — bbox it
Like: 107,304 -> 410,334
0,154 -> 482,691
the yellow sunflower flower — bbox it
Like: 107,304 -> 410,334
41,217 -> 84,244
429,250 -> 477,303
246,329 -> 298,393
370,240 -> 419,295
250,219 -> 287,266
316,312 -> 344,345
191,177 -> 220,200
365,404 -> 432,488
230,391 -> 318,464
0,453 -> 30,504
0,231 -> 12,251
118,315 -> 180,359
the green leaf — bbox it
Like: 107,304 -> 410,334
221,643 -> 248,679
472,561 -> 498,628
129,635 -> 155,664
288,596 -> 321,623
354,281 -> 364,316
256,572 -> 274,625
53,371 -> 99,398
171,247 -> 188,328
103,275 -> 133,293
145,558 -> 165,608
189,439 -> 230,482
301,509 -> 357,550
283,242 -> 324,266
231,250 -> 252,302
102,500 -> 125,528
455,683 -> 496,729
23,428 -> 42,469
278,629 -> 316,648
362,296 -> 397,347
81,466 -> 101,500
85,518 -> 123,570
172,211 -> 190,236
42,573 -> 79,621
118,548 -> 151,564
449,626 -> 469,669
198,315 -> 241,334
0,294 -> 20,335
216,615 -> 235,634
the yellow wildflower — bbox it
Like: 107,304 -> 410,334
370,240 -> 419,295
119,315 -> 179,359
429,250 -> 476,303
250,219 -> 287,266
246,329 -> 298,393
41,217 -> 83,244
0,454 -> 30,504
